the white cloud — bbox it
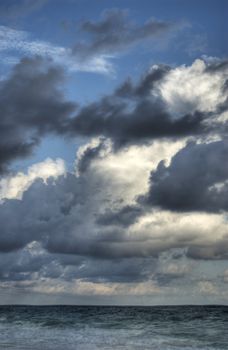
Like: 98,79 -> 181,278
198,281 -> 218,295
156,58 -> 228,117
0,25 -> 112,74
122,210 -> 228,259
0,158 -> 66,201
76,138 -> 185,204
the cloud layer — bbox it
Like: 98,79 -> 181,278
0,137 -> 228,302
0,42 -> 227,302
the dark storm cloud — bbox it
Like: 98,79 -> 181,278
0,0 -> 48,19
205,59 -> 228,73
70,66 -> 206,147
0,173 -> 88,253
0,243 -> 155,284
0,140 -> 38,174
115,64 -> 170,98
73,9 -> 176,59
96,205 -> 142,227
0,244 -> 53,281
0,56 -> 76,174
144,139 -> 228,212
0,167 -> 157,283
71,99 -> 205,147
0,168 -> 169,258
63,257 -> 155,283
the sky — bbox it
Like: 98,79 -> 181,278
0,0 -> 227,305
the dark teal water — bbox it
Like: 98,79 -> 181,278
0,305 -> 227,349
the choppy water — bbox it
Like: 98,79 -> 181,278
0,305 -> 227,349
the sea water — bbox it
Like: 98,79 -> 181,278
0,305 -> 227,349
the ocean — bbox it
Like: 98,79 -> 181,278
0,305 -> 227,349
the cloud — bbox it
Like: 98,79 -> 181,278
0,25 -> 112,74
74,137 -> 184,202
0,138 -> 184,255
73,9 -> 177,60
157,58 -> 228,117
0,158 -> 66,200
75,137 -> 109,175
0,56 -> 227,299
0,5 -> 227,303
0,56 -> 75,174
198,281 -> 218,295
0,8 -> 181,75
1,138 -> 228,300
1,56 -> 227,175
223,270 -> 228,283
96,205 -> 142,228
71,96 -> 204,147
0,239 -> 157,287
1,139 -> 228,261
70,58 -> 228,146
155,261 -> 192,286
145,139 -> 228,213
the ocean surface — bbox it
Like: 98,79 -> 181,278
0,305 -> 227,349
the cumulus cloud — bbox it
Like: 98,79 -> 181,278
0,139 -> 184,257
0,158 -> 66,200
145,139 -> 228,213
1,139 -> 228,262
157,58 -> 227,117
